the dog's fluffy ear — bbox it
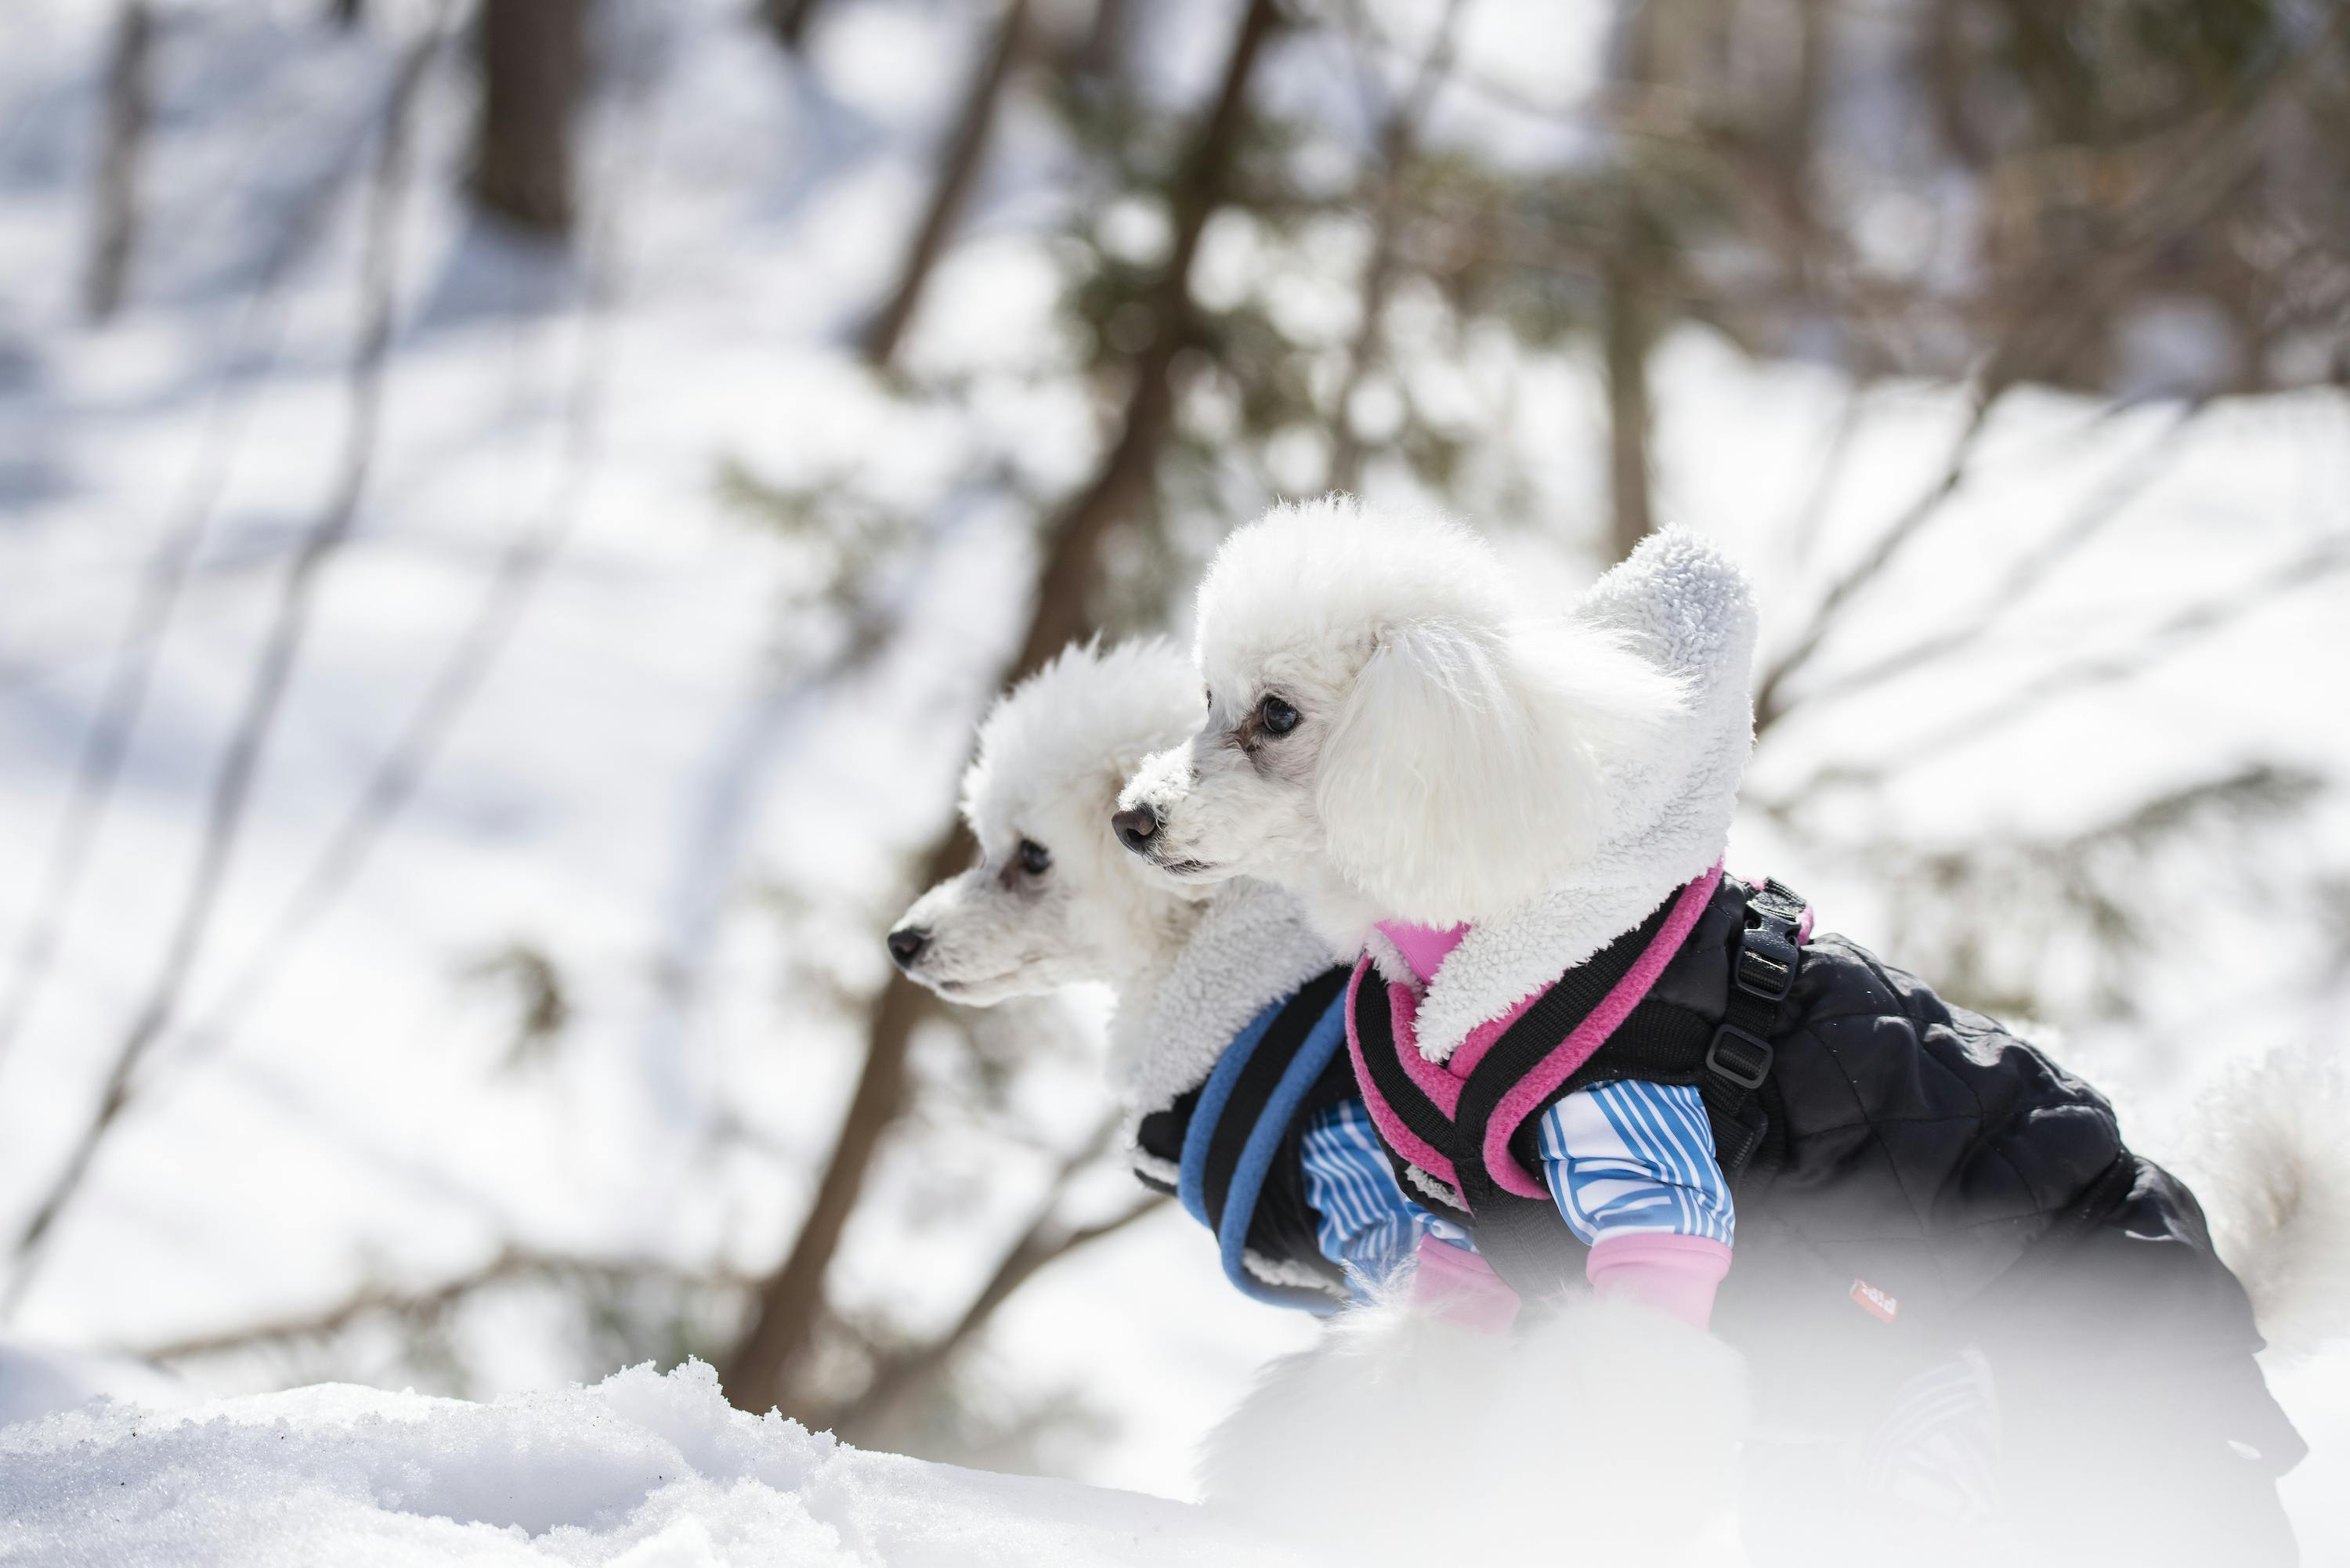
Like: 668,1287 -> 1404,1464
1317,616 -> 1682,924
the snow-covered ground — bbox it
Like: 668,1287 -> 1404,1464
5,1349 -> 2347,1565
0,1360 -> 1308,1567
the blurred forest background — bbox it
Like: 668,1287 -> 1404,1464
2,0 -> 2348,1495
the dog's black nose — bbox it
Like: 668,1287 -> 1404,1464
1112,805 -> 1160,854
885,927 -> 930,970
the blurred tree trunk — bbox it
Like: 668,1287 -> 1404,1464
719,0 -> 1284,1419
860,0 -> 1032,371
1327,0 -> 1465,496
1600,0 -> 1661,564
1601,246 -> 1655,564
330,0 -> 364,27
756,0 -> 825,51
84,0 -> 154,323
470,0 -> 584,235
1069,0 -> 1127,84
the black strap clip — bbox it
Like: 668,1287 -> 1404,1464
1705,1023 -> 1775,1091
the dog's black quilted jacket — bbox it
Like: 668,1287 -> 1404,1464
1467,877 -> 2292,1452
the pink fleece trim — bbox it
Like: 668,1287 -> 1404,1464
1587,1232 -> 1732,1329
1372,921 -> 1543,1078
1344,959 -> 1462,1190
1408,1234 -> 1521,1333
1444,985 -> 1541,1081
1375,919 -> 1468,983
1383,982 -> 1466,1116
1480,865 -> 1726,1199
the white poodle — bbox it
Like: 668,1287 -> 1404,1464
888,638 -> 1208,1010
1117,497 -> 2350,1566
888,639 -> 1341,1177
1120,493 -> 2350,1357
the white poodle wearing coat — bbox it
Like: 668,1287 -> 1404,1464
1119,496 -> 2349,1563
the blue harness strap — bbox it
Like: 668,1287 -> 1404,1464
1177,974 -> 1354,1309
1177,995 -> 1284,1229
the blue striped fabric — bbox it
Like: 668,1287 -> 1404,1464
1537,1080 -> 1735,1247
1298,1100 -> 1428,1299
1287,1079 -> 1734,1309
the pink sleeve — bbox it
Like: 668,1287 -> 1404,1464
1586,1232 -> 1731,1328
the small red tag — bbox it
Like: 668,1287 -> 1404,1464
1849,1277 -> 1900,1324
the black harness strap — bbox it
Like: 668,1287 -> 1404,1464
1703,878 -> 1805,1183
1198,967 -> 1350,1231
1342,877 -> 1812,1299
1450,891 -> 1679,1215
1347,973 -> 1463,1169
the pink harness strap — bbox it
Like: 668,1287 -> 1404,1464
1345,865 -> 1728,1208
1481,865 -> 1724,1198
1343,959 -> 1462,1190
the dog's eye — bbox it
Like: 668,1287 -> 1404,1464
1018,839 -> 1051,876
1257,695 -> 1300,735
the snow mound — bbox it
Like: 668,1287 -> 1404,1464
0,1340 -> 192,1428
0,1360 -> 1311,1568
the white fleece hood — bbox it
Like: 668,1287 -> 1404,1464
1365,529 -> 1761,1065
1112,875 -> 1343,1162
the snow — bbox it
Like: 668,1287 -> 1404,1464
0,0 -> 2345,1529
0,1359 -> 1308,1568
6,1345 -> 2344,1566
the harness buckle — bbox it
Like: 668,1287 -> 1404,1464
1706,1024 -> 1775,1091
1750,877 -> 1808,926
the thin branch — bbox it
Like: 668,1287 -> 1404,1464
1779,399 -> 2207,719
132,1246 -> 753,1364
1781,540 -> 2350,799
1325,0 -> 1466,493
859,0 -> 1032,371
833,1107 -> 1159,1440
1752,379 -> 2004,732
0,27 -> 393,1075
1751,8 -> 2348,734
2,9 -> 452,1321
172,56 -> 651,1072
83,0 -> 154,322
844,1192 -> 1163,1436
1780,378 -> 1871,570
